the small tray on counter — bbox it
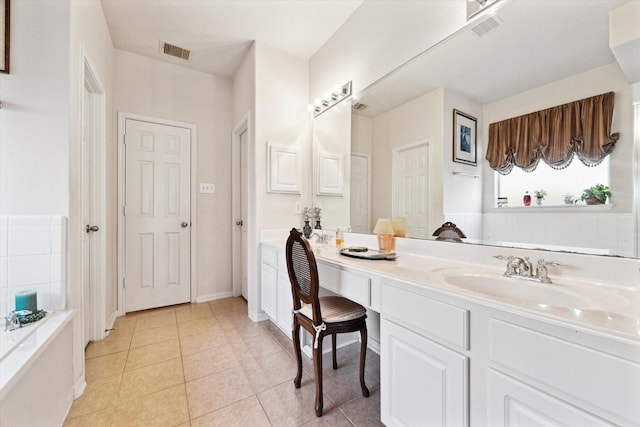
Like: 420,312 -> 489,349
339,247 -> 397,260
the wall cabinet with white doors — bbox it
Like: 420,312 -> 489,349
260,244 -> 292,334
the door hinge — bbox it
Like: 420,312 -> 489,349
123,278 -> 126,288
123,206 -> 126,216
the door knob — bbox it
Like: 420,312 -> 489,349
86,225 -> 99,233
181,222 -> 189,228
236,220 -> 244,226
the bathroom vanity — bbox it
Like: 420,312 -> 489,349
260,234 -> 640,426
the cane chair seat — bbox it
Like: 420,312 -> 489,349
299,296 -> 366,323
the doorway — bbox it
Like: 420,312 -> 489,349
118,114 -> 197,313
232,115 -> 250,299
81,57 -> 106,345
393,142 -> 430,238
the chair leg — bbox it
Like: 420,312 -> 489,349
292,320 -> 302,389
359,327 -> 370,397
313,334 -> 324,417
332,333 -> 338,370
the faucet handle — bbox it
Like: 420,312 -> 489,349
537,259 -> 567,267
535,259 -> 567,284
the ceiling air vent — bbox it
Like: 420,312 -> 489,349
160,41 -> 191,61
470,15 -> 503,38
352,102 -> 368,111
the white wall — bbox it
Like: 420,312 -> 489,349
113,49 -> 234,301
443,89 -> 483,238
251,42 -> 309,319
351,114 -> 373,157
371,89 -> 445,234
0,2 -> 71,215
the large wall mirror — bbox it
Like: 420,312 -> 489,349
315,0 -> 639,258
312,99 -> 352,230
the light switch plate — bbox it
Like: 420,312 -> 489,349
294,202 -> 302,214
200,183 -> 215,194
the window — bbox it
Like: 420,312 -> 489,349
496,157 -> 609,207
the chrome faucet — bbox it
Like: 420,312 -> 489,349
307,230 -> 327,244
494,255 -> 565,284
4,311 -> 21,331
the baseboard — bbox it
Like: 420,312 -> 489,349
74,375 -> 87,398
248,310 -> 269,322
195,291 -> 233,303
106,310 -> 117,332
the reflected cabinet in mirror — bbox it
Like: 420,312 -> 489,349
319,0 -> 638,257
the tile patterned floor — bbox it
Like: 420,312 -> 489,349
63,297 -> 383,426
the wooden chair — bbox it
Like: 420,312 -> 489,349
285,227 -> 370,417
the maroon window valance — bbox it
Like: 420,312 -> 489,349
485,92 -> 620,174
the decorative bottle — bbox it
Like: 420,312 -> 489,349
523,191 -> 531,207
335,228 -> 343,254
302,221 -> 312,238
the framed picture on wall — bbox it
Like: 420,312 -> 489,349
452,109 -> 477,166
1,0 -> 9,74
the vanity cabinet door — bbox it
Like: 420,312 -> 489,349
488,370 -> 615,427
381,319 -> 468,427
276,270 -> 293,333
260,262 -> 277,320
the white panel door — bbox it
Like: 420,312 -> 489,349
124,119 -> 191,312
394,144 -> 429,238
381,319 -> 468,427
350,154 -> 370,233
240,129 -> 249,299
81,86 -> 95,346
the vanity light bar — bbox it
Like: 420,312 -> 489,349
312,81 -> 352,117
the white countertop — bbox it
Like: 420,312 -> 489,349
263,239 -> 640,344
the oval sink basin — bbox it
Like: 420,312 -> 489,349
443,274 -> 597,308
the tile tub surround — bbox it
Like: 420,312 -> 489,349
0,215 -> 67,317
64,298 -> 382,426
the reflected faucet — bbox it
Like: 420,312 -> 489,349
307,230 -> 325,244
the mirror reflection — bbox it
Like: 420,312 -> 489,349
312,100 -> 351,230
314,0 -> 638,258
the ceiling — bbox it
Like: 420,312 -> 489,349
100,0 -> 363,79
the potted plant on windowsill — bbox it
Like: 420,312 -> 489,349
580,184 -> 611,205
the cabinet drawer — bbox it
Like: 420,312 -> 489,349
490,319 -> 640,425
317,263 -> 370,306
382,285 -> 469,350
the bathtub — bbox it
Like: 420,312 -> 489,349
1,310 -> 75,427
